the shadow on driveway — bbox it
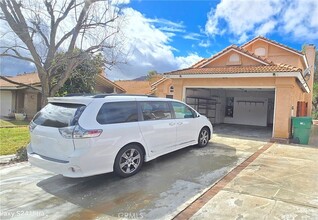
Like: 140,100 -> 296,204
37,143 -> 240,219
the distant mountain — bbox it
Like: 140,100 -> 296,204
133,75 -> 148,81
133,73 -> 163,81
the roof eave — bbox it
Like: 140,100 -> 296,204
167,71 -> 309,93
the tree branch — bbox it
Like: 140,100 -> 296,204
0,47 -> 36,63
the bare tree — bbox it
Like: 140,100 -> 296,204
0,0 -> 124,106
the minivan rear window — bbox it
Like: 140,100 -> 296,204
33,103 -> 86,128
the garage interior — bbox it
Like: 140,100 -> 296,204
185,88 -> 275,139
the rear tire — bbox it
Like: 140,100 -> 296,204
197,127 -> 210,148
114,144 -> 144,178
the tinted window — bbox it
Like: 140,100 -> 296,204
97,102 -> 138,124
141,101 -> 172,121
33,103 -> 86,128
172,102 -> 194,119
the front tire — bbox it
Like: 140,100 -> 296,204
114,144 -> 144,178
197,127 -> 210,148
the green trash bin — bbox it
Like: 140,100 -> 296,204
291,117 -> 312,144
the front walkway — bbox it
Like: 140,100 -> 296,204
180,142 -> 318,219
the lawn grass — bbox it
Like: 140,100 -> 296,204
0,119 -> 30,127
0,119 -> 30,155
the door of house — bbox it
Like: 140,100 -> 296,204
0,90 -> 12,116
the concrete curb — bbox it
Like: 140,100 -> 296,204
0,154 -> 16,164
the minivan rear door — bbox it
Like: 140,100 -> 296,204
30,103 -> 85,161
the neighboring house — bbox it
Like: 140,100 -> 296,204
115,75 -> 173,97
115,80 -> 153,95
157,36 -> 315,141
0,72 -> 125,119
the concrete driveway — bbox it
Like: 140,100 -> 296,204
0,133 -> 268,220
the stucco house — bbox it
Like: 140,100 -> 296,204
0,72 -> 125,119
156,36 -> 315,141
115,75 -> 175,97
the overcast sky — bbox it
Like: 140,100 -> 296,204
1,0 -> 318,80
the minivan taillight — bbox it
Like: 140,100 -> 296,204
29,121 -> 37,132
59,125 -> 103,139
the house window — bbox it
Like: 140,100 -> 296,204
225,97 -> 234,117
169,85 -> 174,93
229,53 -> 240,62
255,47 -> 266,56
166,95 -> 173,99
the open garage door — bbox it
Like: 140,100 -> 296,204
185,88 -> 275,128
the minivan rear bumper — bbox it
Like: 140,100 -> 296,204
27,144 -> 114,178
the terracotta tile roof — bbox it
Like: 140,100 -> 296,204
197,45 -> 274,68
191,58 -> 208,68
164,64 -> 301,75
242,36 -> 304,55
151,76 -> 168,88
96,74 -> 126,92
0,72 -> 40,87
114,80 -> 153,95
0,72 -> 125,92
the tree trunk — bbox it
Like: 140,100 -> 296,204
37,69 -> 50,107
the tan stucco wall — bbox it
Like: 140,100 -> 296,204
154,79 -> 172,97
304,45 -> 316,115
159,76 -> 308,139
244,41 -> 305,71
204,51 -> 261,67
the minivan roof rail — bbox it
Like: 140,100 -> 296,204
64,93 -> 94,97
92,94 -> 157,98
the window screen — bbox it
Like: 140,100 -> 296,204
96,102 -> 138,124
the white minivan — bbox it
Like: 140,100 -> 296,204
27,95 -> 213,178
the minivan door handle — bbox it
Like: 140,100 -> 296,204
177,122 -> 183,125
169,122 -> 175,126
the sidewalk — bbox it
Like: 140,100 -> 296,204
176,142 -> 318,219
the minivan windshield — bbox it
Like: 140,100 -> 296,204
33,103 -> 86,128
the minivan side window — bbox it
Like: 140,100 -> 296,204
141,101 -> 172,121
172,102 -> 194,119
97,102 -> 138,124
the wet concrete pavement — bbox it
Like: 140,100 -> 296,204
190,142 -> 318,219
1,124 -> 317,220
0,134 -> 267,220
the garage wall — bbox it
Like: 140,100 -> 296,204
186,88 -> 274,126
224,97 -> 268,126
224,90 -> 273,126
186,88 -> 225,123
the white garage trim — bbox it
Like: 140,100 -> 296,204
168,72 -> 309,93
